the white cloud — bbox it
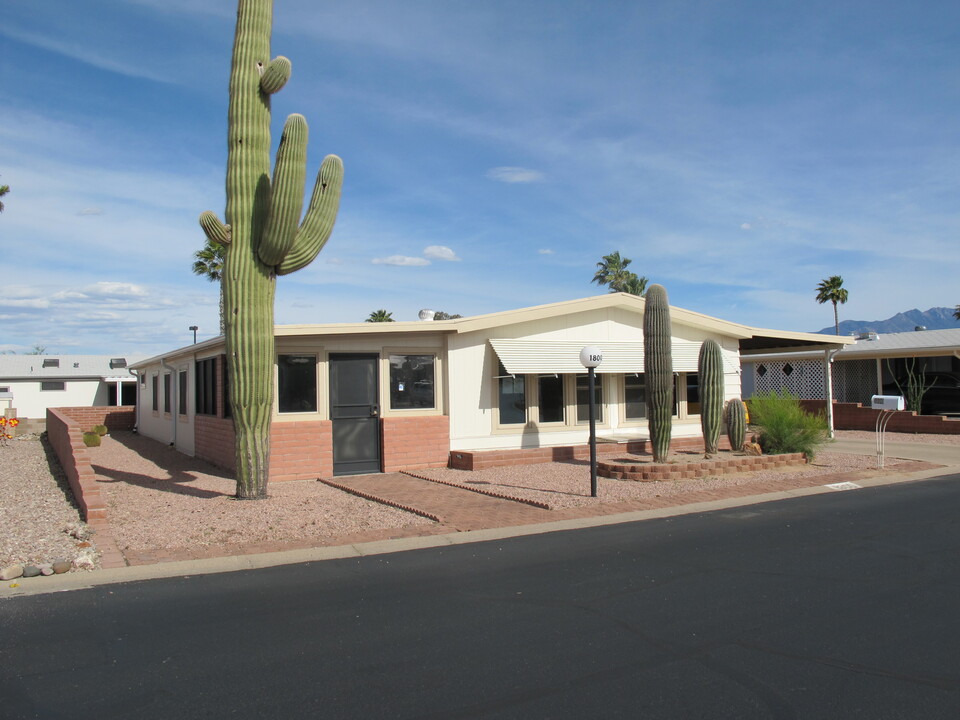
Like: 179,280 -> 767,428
78,207 -> 104,216
485,166 -> 545,184
83,282 -> 149,298
423,245 -> 460,261
0,297 -> 50,309
740,222 -> 752,230
538,248 -> 554,255
372,255 -> 431,267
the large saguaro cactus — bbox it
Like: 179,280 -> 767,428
643,284 -> 673,463
200,0 -> 343,499
698,339 -> 724,456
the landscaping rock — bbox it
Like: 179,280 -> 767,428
39,564 -> 54,576
22,565 -> 41,578
0,564 -> 24,581
52,560 -> 72,574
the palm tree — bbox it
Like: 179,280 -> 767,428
815,275 -> 849,335
620,273 -> 649,296
0,180 -> 9,213
954,305 -> 960,321
193,240 -> 226,332
592,251 -> 634,292
366,309 -> 394,322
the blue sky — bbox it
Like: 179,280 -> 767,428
2,0 -> 958,355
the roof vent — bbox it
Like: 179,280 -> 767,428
42,358 -> 60,368
418,309 -> 436,321
109,358 -> 127,369
856,331 -> 878,341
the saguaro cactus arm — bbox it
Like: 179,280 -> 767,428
259,55 -> 291,94
258,114 -> 307,267
277,153 -> 344,275
199,211 -> 231,245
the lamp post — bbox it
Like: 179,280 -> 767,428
579,346 -> 603,497
189,326 -> 198,344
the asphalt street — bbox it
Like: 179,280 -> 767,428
2,473 -> 959,719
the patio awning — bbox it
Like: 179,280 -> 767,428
489,339 -> 739,375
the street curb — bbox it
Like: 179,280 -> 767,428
2,463 -> 954,599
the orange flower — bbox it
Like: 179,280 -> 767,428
0,418 -> 6,427
8,418 -> 18,427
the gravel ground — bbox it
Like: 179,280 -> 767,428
0,428 -> 943,571
412,451 -> 907,510
834,429 -> 960,445
0,435 -> 97,571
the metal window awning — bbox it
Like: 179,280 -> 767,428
489,340 -> 739,375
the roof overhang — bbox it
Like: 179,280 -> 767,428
739,328 -> 853,356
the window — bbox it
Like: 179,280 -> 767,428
537,375 -> 564,423
576,374 -> 603,423
685,373 -> 701,415
40,381 -> 65,391
178,371 -> 188,416
151,375 -> 158,411
497,362 -> 526,425
389,354 -> 435,409
195,358 -> 218,416
163,374 -> 172,413
625,374 -> 646,420
278,354 -> 317,413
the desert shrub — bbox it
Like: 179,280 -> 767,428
82,431 -> 102,447
748,390 -> 828,458
92,424 -> 108,436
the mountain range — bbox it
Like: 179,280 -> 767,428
815,307 -> 959,336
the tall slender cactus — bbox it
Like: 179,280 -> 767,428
726,398 -> 747,452
698,339 -> 724,455
643,284 -> 673,462
200,0 -> 343,499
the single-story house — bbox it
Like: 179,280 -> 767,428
0,355 -> 143,428
741,328 -> 960,413
130,293 -> 850,479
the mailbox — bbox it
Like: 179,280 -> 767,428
871,395 -> 904,411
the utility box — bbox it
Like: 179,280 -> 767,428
872,395 -> 905,411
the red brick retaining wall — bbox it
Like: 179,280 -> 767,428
802,400 -> 960,434
449,435 -> 732,471
53,406 -> 136,432
45,408 -> 107,522
600,452 -> 806,482
382,415 -> 450,472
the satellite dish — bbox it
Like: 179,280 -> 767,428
418,309 -> 436,321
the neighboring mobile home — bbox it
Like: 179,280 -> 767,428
130,294 -> 849,479
0,355 -> 143,425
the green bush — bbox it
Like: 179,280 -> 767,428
748,390 -> 828,458
82,431 -> 101,448
92,424 -> 108,436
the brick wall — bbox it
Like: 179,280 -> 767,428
195,414 -> 236,471
382,415 -> 450,472
45,408 -> 107,521
449,435 -> 730,471
802,400 -> 960,434
53,406 -> 136,432
270,420 -> 333,481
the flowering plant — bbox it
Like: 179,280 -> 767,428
0,416 -> 20,446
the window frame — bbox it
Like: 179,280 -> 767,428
385,351 -> 440,414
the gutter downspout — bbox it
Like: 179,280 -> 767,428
132,369 -> 141,433
824,347 -> 842,438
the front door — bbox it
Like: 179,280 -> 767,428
329,354 -> 381,475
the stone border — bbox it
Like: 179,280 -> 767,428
402,470 -> 551,509
318,478 -> 442,522
599,452 -> 807,481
